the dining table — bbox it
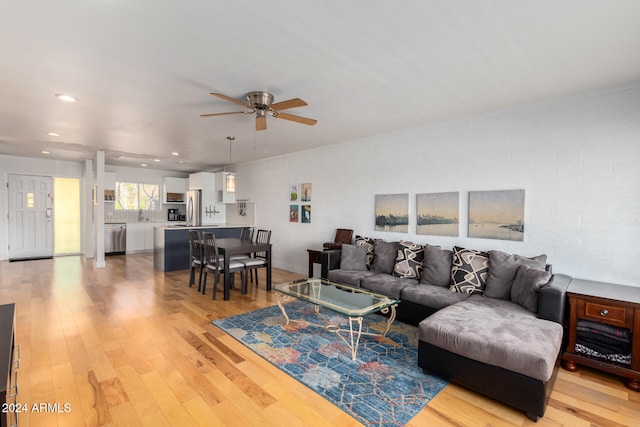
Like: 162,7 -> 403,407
216,238 -> 272,300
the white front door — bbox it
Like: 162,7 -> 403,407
8,174 -> 54,260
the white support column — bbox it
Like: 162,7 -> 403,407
95,151 -> 105,268
83,159 -> 94,258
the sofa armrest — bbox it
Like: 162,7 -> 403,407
320,249 -> 342,279
537,274 -> 572,324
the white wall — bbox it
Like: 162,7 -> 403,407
235,82 -> 640,287
0,158 -> 188,261
0,155 -> 85,260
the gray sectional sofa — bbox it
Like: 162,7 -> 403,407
320,238 -> 572,421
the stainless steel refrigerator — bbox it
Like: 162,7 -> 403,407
186,190 -> 202,226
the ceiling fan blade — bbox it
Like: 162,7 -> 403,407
210,93 -> 251,108
256,115 -> 267,131
200,111 -> 246,117
274,112 -> 318,126
270,98 -> 307,111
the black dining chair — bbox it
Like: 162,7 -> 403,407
239,229 -> 271,287
201,232 -> 246,299
230,227 -> 254,262
188,229 -> 205,291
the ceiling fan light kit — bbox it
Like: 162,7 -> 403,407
201,91 -> 317,131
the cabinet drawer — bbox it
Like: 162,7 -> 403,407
581,300 -> 630,327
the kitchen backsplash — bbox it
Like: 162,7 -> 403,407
104,202 -> 255,225
226,202 -> 256,226
105,203 -> 185,223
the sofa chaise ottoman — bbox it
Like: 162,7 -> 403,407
321,237 -> 572,420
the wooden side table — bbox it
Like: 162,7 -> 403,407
307,249 -> 323,278
561,278 -> 640,391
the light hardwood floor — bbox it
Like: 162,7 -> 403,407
0,254 -> 638,426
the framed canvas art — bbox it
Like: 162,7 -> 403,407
290,184 -> 299,201
416,192 -> 459,236
468,189 -> 525,241
289,205 -> 299,222
301,183 -> 312,202
375,193 -> 408,233
301,205 -> 311,223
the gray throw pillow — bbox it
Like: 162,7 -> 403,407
420,244 -> 452,287
340,244 -> 368,271
510,264 -> 552,313
485,250 -> 547,300
371,240 -> 399,274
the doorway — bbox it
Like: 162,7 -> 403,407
8,174 -> 53,260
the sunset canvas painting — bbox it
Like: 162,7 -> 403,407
417,192 -> 459,236
375,193 -> 409,233
468,189 -> 525,241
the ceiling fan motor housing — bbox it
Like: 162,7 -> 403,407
246,91 -> 274,109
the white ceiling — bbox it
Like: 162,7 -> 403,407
1,1 -> 639,172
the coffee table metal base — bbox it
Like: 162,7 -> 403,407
276,294 -> 397,360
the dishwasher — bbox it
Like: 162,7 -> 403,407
105,223 -> 126,255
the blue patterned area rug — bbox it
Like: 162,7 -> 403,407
213,300 -> 447,426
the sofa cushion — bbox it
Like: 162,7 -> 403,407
340,244 -> 368,271
450,246 -> 489,294
420,244 -> 452,287
511,264 -> 552,313
485,250 -> 547,300
360,274 -> 416,299
392,240 -> 424,279
371,240 -> 399,274
419,296 -> 563,382
355,235 -> 375,269
401,284 -> 470,310
327,269 -> 377,288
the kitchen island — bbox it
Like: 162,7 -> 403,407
153,225 -> 250,272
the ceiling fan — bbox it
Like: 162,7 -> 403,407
201,91 -> 317,131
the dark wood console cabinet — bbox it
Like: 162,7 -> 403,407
561,279 -> 640,391
1,303 -> 18,427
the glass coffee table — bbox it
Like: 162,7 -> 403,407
274,278 -> 400,360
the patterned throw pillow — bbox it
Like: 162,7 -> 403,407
450,246 -> 490,294
393,241 -> 425,279
355,235 -> 375,269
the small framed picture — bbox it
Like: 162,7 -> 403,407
289,205 -> 299,222
301,183 -> 312,202
290,184 -> 299,201
301,205 -> 311,223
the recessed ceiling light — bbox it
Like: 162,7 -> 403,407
140,163 -> 147,167
153,158 -> 160,162
47,132 -> 60,137
171,152 -> 180,156
55,94 -> 77,102
41,150 -> 51,154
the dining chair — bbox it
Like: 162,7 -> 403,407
239,229 -> 271,287
188,229 -> 205,291
201,232 -> 246,299
230,227 -> 254,262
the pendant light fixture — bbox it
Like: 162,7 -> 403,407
226,136 -> 236,193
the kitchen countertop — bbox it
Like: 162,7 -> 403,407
157,224 -> 254,230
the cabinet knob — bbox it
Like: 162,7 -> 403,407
600,309 -> 609,316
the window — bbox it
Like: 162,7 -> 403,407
115,182 -> 160,210
54,177 -> 81,254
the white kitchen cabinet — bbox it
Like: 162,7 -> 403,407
104,172 -> 116,201
189,172 -> 216,190
163,177 -> 187,203
215,172 -> 236,204
126,223 -> 155,253
104,172 -> 116,190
